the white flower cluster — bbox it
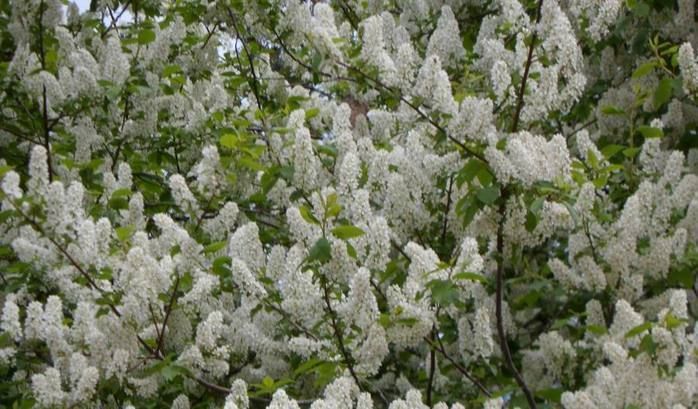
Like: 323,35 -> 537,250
561,297 -> 697,409
568,0 -> 624,41
678,42 -> 698,95
475,0 -> 586,122
486,132 -> 571,187
1,1 -> 697,409
425,6 -> 465,69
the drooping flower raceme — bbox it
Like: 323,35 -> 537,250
0,1 -> 696,409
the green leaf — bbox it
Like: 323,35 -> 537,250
293,358 -> 326,377
111,188 -> 131,198
667,264 -> 695,289
535,388 -> 563,403
601,144 -> 625,159
108,196 -> 129,210
138,29 -> 156,45
623,147 -> 641,158
378,313 -> 392,328
457,159 -> 484,186
587,149 -> 599,169
586,325 -> 608,335
633,1 -> 650,16
161,365 -> 181,381
396,317 -> 418,326
162,64 -> 182,77
664,312 -> 686,330
331,225 -> 365,240
115,225 -> 135,242
458,194 -> 481,228
529,197 -> 545,214
239,157 -> 266,171
327,203 -> 342,219
313,361 -> 339,389
204,240 -> 227,254
346,242 -> 357,259
97,267 -> 113,280
325,193 -> 342,219
220,133 -> 238,149
601,105 -> 625,116
653,78 -> 674,109
593,174 -> 609,189
637,334 -> 657,357
625,322 -> 652,338
262,376 -> 274,388
0,332 -> 13,348
632,61 -> 655,79
305,107 -> 320,120
212,256 -> 232,276
525,210 -> 539,232
299,205 -> 320,225
637,125 -> 663,138
0,165 -> 14,179
452,272 -> 488,284
308,238 -> 332,263
477,167 -> 494,186
428,279 -> 460,306
475,186 -> 500,205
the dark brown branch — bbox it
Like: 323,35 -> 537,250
155,275 -> 181,356
424,335 -> 491,397
148,302 -> 162,342
493,2 -> 544,408
101,0 -> 132,39
336,0 -> 359,31
426,327 -> 437,406
201,23 -> 220,50
440,175 -> 454,256
37,1 -> 53,182
495,196 -> 536,408
263,300 -> 319,341
320,278 -> 363,390
40,88 -> 52,183
111,91 -> 131,172
511,0 -> 544,134
226,7 -> 264,111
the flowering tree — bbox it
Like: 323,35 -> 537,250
0,0 -> 697,408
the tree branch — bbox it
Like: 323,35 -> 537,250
320,277 -> 363,390
426,327 -> 437,406
493,1 -> 545,408
101,0 -> 132,39
424,335 -> 491,398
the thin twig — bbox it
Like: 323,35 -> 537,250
101,0 -> 132,39
37,1 -> 53,182
426,327 -> 437,406
263,300 -> 319,341
320,277 -> 363,390
155,275 -> 181,356
148,302 -> 162,342
201,23 -> 220,50
424,336 -> 491,397
493,2 -> 545,408
440,175 -> 454,257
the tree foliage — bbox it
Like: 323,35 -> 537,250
0,0 -> 697,408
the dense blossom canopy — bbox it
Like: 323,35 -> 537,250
0,0 -> 697,408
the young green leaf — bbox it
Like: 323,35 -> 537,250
331,225 -> 365,240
